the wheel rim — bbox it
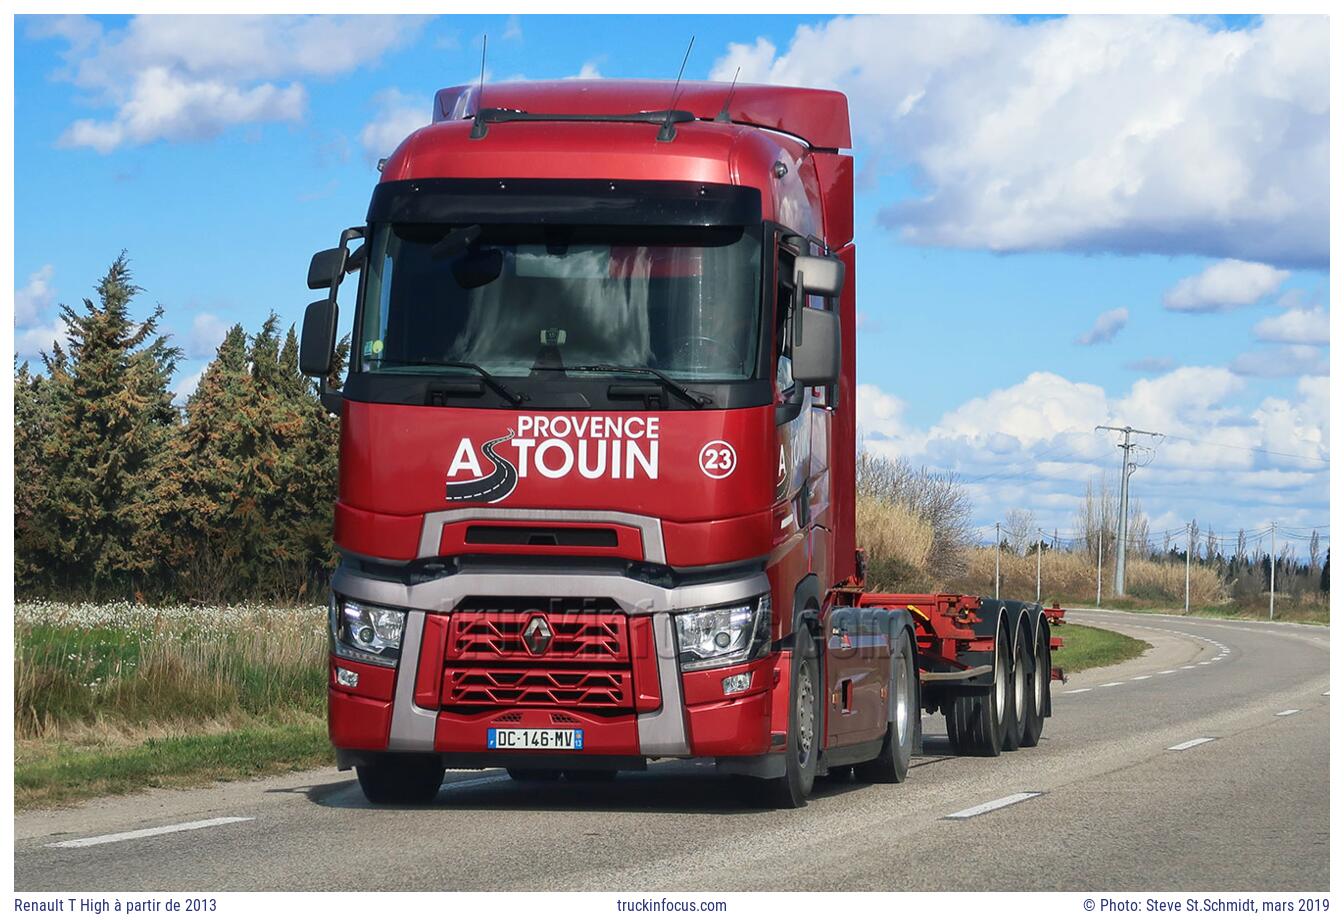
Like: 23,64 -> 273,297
894,654 -> 911,748
1013,640 -> 1026,722
994,636 -> 1008,723
797,659 -> 816,766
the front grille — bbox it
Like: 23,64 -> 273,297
448,611 -> 628,663
445,667 -> 632,709
443,608 -> 633,713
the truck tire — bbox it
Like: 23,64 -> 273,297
1020,622 -> 1049,747
764,629 -> 822,808
946,623 -> 1010,757
356,754 -> 445,805
855,628 -> 918,783
507,768 -> 562,782
1002,623 -> 1028,752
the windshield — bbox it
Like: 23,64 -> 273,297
358,224 -> 762,382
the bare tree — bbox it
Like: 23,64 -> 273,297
1073,475 -> 1117,562
1205,526 -> 1218,562
1127,499 -> 1150,558
1236,528 -> 1247,563
1309,530 -> 1321,572
1004,508 -> 1037,555
857,453 -> 974,581
1189,518 -> 1200,560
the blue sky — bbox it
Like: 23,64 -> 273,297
12,14 -> 1331,546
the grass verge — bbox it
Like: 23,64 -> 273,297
16,719 -> 330,810
1051,622 -> 1150,674
1057,596 -> 1328,625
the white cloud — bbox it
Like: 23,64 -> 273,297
38,15 -> 428,152
565,61 -> 603,80
1075,307 -> 1129,346
14,265 -> 55,327
173,367 -> 204,405
15,315 -> 73,360
1229,345 -> 1329,378
187,312 -> 231,359
503,16 -> 523,41
360,88 -> 429,162
1162,259 -> 1290,312
712,15 -> 1327,266
858,364 -> 1328,531
1253,306 -> 1329,345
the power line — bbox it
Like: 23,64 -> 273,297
1160,432 -> 1329,465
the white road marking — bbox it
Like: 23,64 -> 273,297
1100,681 -> 1124,687
945,792 -> 1043,820
1158,670 -> 1177,674
1168,737 -> 1215,752
1323,691 -> 1330,696
1063,688 -> 1093,694
1181,665 -> 1197,670
1131,675 -> 1151,681
47,817 -> 254,849
1276,709 -> 1301,717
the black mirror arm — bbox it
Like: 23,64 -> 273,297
775,386 -> 805,426
318,377 -> 343,416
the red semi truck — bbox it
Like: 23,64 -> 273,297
299,79 -> 1063,808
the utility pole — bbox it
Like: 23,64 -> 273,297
994,522 -> 1001,598
1035,531 -> 1042,603
1096,529 -> 1103,608
1269,521 -> 1277,621
1185,520 -> 1192,613
1096,424 -> 1163,597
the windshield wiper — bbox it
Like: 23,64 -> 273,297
365,357 -> 528,405
561,364 -> 711,409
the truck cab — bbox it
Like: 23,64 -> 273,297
304,80 -> 987,808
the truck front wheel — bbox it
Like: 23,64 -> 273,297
855,629 -> 919,783
356,754 -> 445,805
764,629 -> 822,808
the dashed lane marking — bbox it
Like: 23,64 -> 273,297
1063,688 -> 1093,694
1131,675 -> 1151,681
1158,670 -> 1177,674
1168,737 -> 1215,752
1100,682 -> 1124,687
1276,709 -> 1301,717
47,817 -> 255,849
944,792 -> 1043,820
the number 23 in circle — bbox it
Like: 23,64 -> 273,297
699,440 -> 737,479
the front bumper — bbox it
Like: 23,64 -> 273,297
327,559 -> 774,760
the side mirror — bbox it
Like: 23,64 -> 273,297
300,298 -> 338,377
794,254 -> 845,298
791,307 -> 840,385
307,247 -> 347,291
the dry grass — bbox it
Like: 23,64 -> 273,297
955,547 -> 1225,607
856,495 -> 936,592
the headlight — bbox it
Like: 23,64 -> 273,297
330,597 -> 406,665
674,594 -> 772,672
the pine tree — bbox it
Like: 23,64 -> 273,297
28,254 -> 180,597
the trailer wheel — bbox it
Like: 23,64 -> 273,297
855,629 -> 919,783
355,754 -> 445,805
764,628 -> 821,808
946,623 -> 1010,757
507,768 -> 563,782
1020,622 -> 1049,747
1002,623 -> 1028,752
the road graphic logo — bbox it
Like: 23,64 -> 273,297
445,430 -> 519,504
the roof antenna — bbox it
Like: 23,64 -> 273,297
470,33 -> 489,140
714,66 -> 740,123
657,36 -> 695,143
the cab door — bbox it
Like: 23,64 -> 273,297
823,607 -> 892,748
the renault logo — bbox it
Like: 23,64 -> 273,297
522,615 -> 553,656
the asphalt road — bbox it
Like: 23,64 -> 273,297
14,609 -> 1330,891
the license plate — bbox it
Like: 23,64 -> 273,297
488,727 -> 584,750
